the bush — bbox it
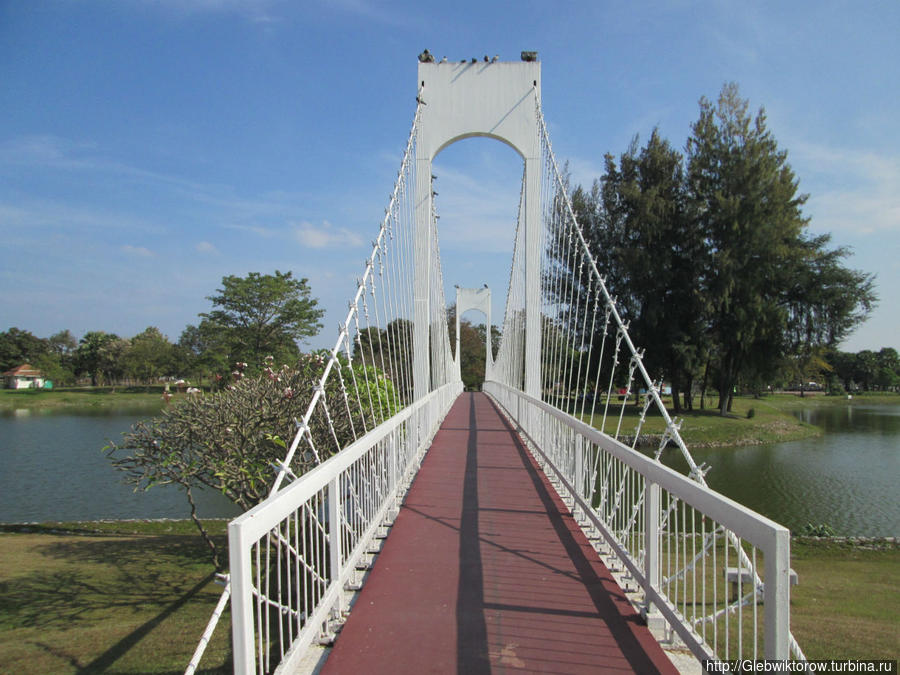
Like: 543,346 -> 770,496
107,353 -> 397,568
802,522 -> 837,537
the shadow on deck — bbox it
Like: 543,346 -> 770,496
320,392 -> 678,674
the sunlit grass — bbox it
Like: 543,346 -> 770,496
790,538 -> 899,659
572,394 -> 820,448
0,388 -> 168,412
0,521 -> 231,674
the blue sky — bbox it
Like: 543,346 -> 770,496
1,1 -> 897,354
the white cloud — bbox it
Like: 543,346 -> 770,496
0,135 -> 98,169
793,142 -> 900,235
294,220 -> 363,249
195,241 -> 219,254
0,197 -> 162,235
121,244 -> 154,258
430,165 -> 520,253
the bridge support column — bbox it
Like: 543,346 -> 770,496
642,480 -> 664,630
413,58 -> 541,400
524,156 -> 542,399
413,159 -> 433,401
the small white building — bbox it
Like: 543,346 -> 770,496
3,363 -> 46,389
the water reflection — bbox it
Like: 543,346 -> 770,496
0,407 -> 240,523
655,404 -> 900,537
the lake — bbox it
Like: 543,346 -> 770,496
2,402 -> 897,535
655,403 -> 900,537
0,406 -> 240,523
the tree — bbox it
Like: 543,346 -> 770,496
122,327 -> 175,384
593,130 -> 709,412
74,331 -> 122,386
827,349 -> 858,392
686,83 -> 875,414
107,354 -> 397,569
853,350 -> 879,391
200,271 -> 324,366
177,323 -> 231,387
444,305 -> 502,391
47,330 -> 77,360
0,327 -> 49,372
353,318 -> 414,402
474,323 -> 501,364
875,348 -> 900,391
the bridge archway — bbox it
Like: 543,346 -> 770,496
430,136 -> 519,345
414,59 -> 542,400
454,285 -> 492,386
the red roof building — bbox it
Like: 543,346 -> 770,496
3,363 -> 46,389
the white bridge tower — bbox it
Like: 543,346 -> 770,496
414,56 -> 542,399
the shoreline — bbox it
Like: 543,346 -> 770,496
2,518 -> 896,542
3,389 -> 898,450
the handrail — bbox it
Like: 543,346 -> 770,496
229,382 -> 462,674
484,380 -> 792,661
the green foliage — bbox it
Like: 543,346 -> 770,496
827,347 -> 899,392
0,327 -> 49,373
447,307 -> 497,390
120,327 -> 175,384
107,353 -> 397,568
200,270 -> 324,366
578,129 -> 708,412
74,331 -> 126,386
560,83 -> 878,415
801,522 -> 837,537
353,318 -> 413,402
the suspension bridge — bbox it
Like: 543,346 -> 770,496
186,54 -> 803,674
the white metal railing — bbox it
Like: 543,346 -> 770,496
228,381 -> 461,675
484,381 -> 792,662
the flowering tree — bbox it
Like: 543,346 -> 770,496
107,353 -> 397,569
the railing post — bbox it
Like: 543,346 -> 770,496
643,480 -> 661,626
328,477 -> 343,616
388,427 -> 398,496
574,433 -> 583,497
228,520 -> 256,675
764,527 -> 790,659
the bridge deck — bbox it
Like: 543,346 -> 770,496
320,392 -> 677,674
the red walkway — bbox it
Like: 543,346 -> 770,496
321,392 -> 677,674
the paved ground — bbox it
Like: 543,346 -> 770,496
321,392 -> 678,674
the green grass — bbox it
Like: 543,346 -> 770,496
1,521 -> 896,670
576,391 -> 900,448
790,538 -> 900,659
762,391 -> 900,410
0,520 -> 231,674
0,388 -> 167,412
577,394 -> 820,448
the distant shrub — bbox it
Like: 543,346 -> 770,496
746,407 -> 756,419
107,353 -> 397,568
802,522 -> 836,537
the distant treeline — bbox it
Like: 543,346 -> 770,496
1,324 -> 896,396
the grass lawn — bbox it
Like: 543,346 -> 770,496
0,521 -> 231,674
577,392 -> 900,448
1,521 -> 896,670
790,538 -> 900,659
577,394 -> 820,448
0,388 -> 168,412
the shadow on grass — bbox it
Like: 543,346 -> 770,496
1,534 -> 232,673
75,569 -> 218,674
2,535 -> 223,629
25,569 -> 228,674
